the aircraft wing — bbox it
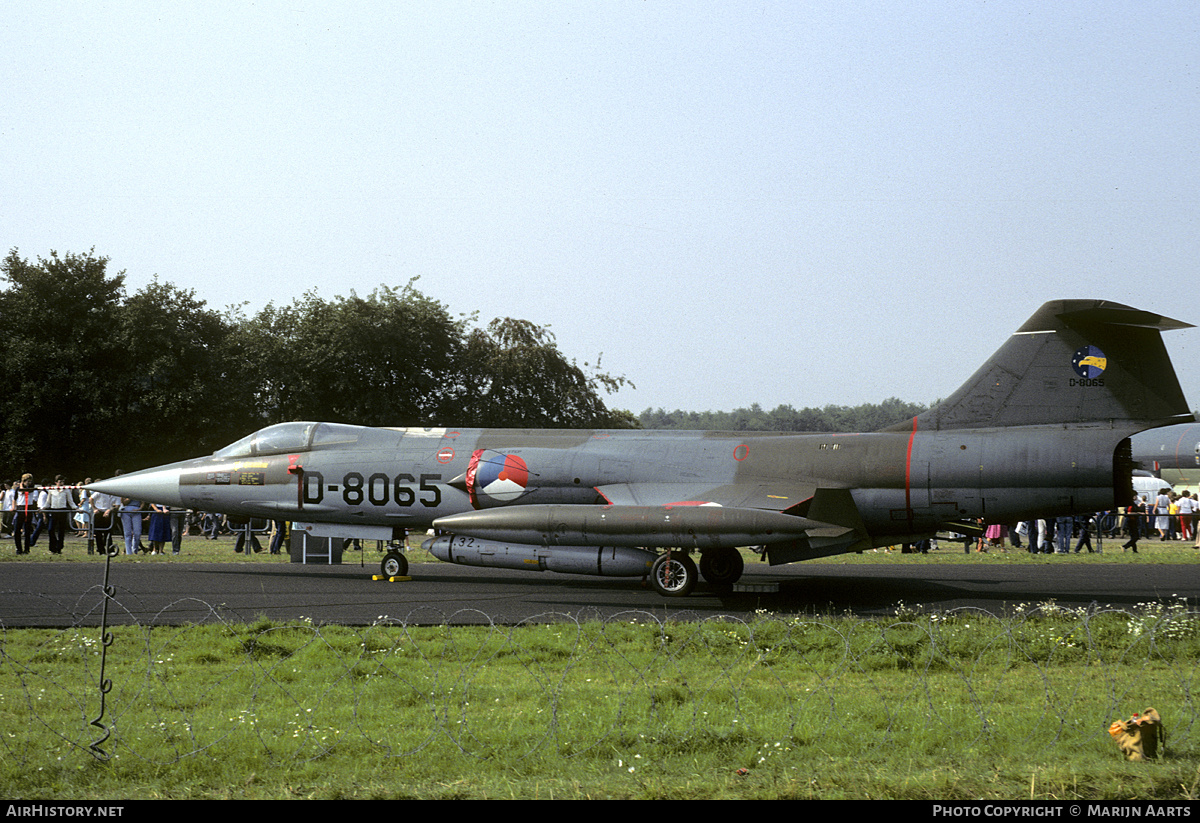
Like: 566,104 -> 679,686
592,481 -> 874,563
595,481 -> 821,511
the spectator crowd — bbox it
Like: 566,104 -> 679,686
2,474 -> 285,556
905,487 -> 1200,554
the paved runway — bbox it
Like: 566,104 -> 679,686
2,554 -> 1197,626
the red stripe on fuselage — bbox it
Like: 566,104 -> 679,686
905,416 -> 918,526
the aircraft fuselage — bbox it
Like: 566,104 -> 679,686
123,422 -> 1127,552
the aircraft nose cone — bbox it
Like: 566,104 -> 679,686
86,467 -> 184,508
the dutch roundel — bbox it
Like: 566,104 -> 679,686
466,450 -> 531,505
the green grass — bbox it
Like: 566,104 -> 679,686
1,527 -> 1197,798
2,605 -> 1199,799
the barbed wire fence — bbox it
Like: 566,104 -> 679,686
2,577 -> 1198,773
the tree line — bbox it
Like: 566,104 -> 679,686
636,398 -> 929,433
0,249 -> 633,479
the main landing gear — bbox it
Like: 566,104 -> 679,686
648,547 -> 745,597
649,552 -> 697,597
699,547 -> 744,588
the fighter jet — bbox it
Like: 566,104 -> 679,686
87,299 -> 1192,596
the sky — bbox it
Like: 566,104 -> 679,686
4,2 -> 1198,416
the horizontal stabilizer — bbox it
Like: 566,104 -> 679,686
770,488 -> 872,564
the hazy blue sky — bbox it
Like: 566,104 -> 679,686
5,2 -> 1198,416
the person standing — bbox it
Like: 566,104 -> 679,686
269,520 -> 287,555
12,475 -> 37,554
1155,488 -> 1172,539
170,508 -> 186,555
89,486 -> 120,555
1074,515 -> 1094,553
1123,497 -> 1144,553
120,496 -> 143,555
27,479 -> 47,547
1176,491 -> 1196,541
74,480 -> 93,537
147,502 -> 171,554
2,481 -> 17,538
985,523 -> 1006,552
43,476 -> 75,554
1055,516 -> 1073,554
230,517 -> 263,554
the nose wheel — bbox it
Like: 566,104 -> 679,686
381,551 -> 408,578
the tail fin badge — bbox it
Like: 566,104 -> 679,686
1072,345 -> 1108,379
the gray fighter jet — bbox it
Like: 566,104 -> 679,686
87,300 -> 1193,596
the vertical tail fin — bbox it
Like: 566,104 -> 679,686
905,300 -> 1193,432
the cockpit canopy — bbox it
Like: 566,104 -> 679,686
213,422 -> 364,458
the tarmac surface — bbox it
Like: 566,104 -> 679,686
2,545 -> 1198,626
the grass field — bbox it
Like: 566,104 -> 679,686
1,527 -> 1197,799
1,604 -> 1198,799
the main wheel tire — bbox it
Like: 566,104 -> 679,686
381,551 -> 408,578
650,552 -> 697,597
699,548 -> 744,586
